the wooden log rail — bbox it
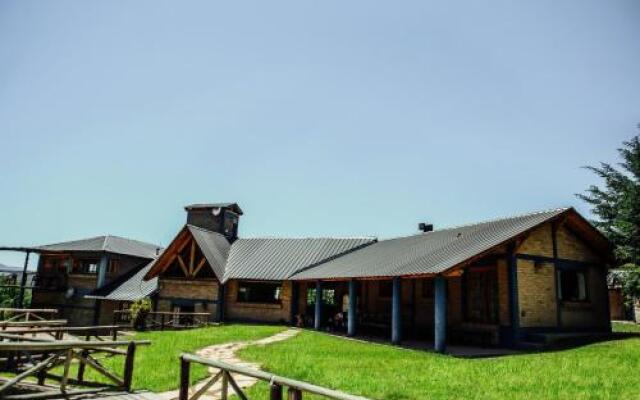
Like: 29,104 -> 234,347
113,310 -> 211,330
0,309 -> 58,323
179,354 -> 371,400
0,325 -> 125,341
0,339 -> 151,399
0,320 -> 68,331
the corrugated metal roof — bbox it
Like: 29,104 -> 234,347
188,225 -> 231,280
184,203 -> 243,215
223,237 -> 375,282
36,235 -> 161,259
87,260 -> 158,301
291,208 -> 571,280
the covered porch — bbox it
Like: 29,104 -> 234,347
291,254 -> 513,353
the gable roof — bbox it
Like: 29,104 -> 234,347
35,235 -> 161,259
143,225 -> 230,281
87,260 -> 158,301
291,208 -> 588,280
223,237 -> 375,282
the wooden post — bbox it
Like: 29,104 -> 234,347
270,384 -> 283,400
217,284 -> 226,322
288,387 -> 303,400
221,371 -> 228,400
179,357 -> 190,400
123,341 -> 136,391
161,314 -> 166,331
347,280 -> 357,337
290,281 -> 299,326
16,251 -> 30,308
314,281 -> 322,330
507,244 -> 520,344
77,349 -> 88,383
391,277 -> 402,345
434,275 -> 447,353
112,327 -> 118,341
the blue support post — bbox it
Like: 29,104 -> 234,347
507,245 -> 520,344
314,281 -> 322,330
434,275 -> 447,353
391,277 -> 402,345
348,280 -> 357,337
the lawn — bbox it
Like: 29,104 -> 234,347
58,324 -> 284,392
237,322 -> 640,400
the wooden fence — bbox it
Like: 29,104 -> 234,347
179,354 -> 370,400
0,339 -> 151,399
113,310 -> 211,330
0,308 -> 58,323
0,325 -> 124,341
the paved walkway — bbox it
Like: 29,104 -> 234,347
157,329 -> 299,400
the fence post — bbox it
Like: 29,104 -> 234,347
179,356 -> 190,400
112,327 -> 118,341
161,314 -> 165,331
288,388 -> 303,400
123,342 -> 136,391
221,371 -> 228,400
270,384 -> 283,400
77,349 -> 88,383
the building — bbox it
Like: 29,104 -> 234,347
14,203 -> 613,352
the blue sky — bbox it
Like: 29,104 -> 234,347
1,1 -> 639,268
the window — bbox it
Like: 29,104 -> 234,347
379,281 -> 392,298
306,288 -> 337,306
108,260 -> 119,275
237,282 -> 282,304
74,259 -> 99,274
558,270 -> 587,302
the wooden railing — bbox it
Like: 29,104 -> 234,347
0,319 -> 68,331
113,310 -> 211,330
0,325 -> 124,341
179,354 -> 370,400
0,339 -> 151,399
0,308 -> 58,323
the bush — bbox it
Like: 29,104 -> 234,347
129,297 -> 152,331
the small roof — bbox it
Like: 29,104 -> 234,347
87,260 -> 158,301
184,203 -> 243,215
223,237 -> 375,282
34,235 -> 161,259
291,208 -> 585,280
189,225 -> 231,280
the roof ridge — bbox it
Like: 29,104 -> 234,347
236,236 -> 377,240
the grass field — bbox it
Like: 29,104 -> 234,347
57,324 -> 284,392
237,322 -> 640,400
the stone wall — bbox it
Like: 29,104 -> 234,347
517,259 -> 557,327
224,280 -> 291,323
156,278 -> 219,320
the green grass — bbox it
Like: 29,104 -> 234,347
59,324 -> 284,392
238,324 -> 640,400
611,320 -> 640,333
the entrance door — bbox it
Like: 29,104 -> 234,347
464,266 -> 499,324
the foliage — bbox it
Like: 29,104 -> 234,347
0,275 -> 18,308
239,328 -> 640,400
129,297 -> 152,330
577,132 -> 640,266
57,324 -> 285,392
620,263 -> 640,302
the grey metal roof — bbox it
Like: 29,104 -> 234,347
291,208 -> 571,280
87,260 -> 158,301
36,235 -> 161,259
184,203 -> 244,215
223,237 -> 375,282
188,225 -> 231,280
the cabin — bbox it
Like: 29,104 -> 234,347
26,236 -> 161,326
8,202 -> 613,352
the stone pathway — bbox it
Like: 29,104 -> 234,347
157,329 -> 299,400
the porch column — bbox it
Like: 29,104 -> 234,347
391,277 -> 402,345
507,244 -> 520,343
290,282 -> 299,326
434,275 -> 447,353
97,254 -> 109,288
314,281 -> 322,330
347,280 -> 357,337
216,283 -> 225,322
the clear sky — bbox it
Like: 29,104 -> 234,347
1,1 -> 639,268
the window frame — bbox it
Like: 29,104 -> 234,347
236,281 -> 282,304
557,268 -> 589,303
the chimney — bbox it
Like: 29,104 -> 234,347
418,223 -> 433,233
184,203 -> 243,242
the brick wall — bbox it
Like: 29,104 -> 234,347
156,278 -> 219,320
517,259 -> 557,327
224,280 -> 291,323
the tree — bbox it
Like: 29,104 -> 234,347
578,131 -> 640,303
578,133 -> 640,266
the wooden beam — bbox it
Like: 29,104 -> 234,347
189,240 -> 196,276
193,257 -> 207,278
177,255 -> 190,278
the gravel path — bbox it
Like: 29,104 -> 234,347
157,329 -> 299,400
